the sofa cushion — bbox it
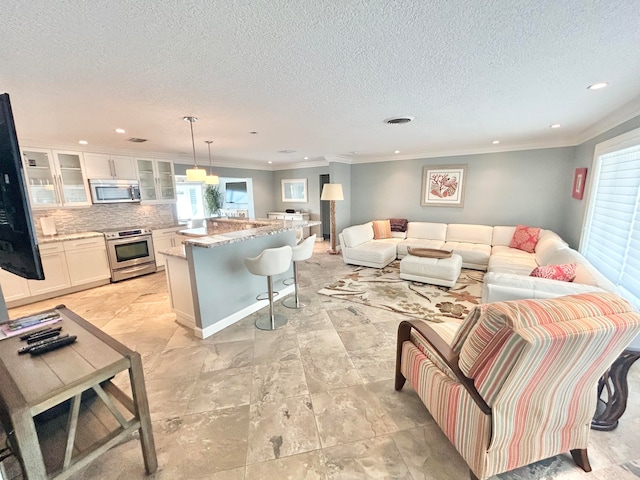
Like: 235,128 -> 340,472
509,225 -> 541,253
535,239 -> 569,266
372,220 -> 392,239
442,242 -> 491,269
490,245 -> 534,259
343,241 -> 396,265
389,218 -> 408,232
530,263 -> 577,282
391,231 -> 407,239
446,224 -> 493,245
342,222 -> 373,248
406,222 -> 447,241
491,226 -> 517,246
488,255 -> 538,275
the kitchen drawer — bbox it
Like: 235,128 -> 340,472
63,236 -> 106,252
39,242 -> 65,254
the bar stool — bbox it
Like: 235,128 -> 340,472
283,234 -> 316,309
245,245 -> 293,330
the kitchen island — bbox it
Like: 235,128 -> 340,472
161,218 -> 321,338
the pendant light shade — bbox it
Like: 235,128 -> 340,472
204,140 -> 219,185
184,116 -> 206,182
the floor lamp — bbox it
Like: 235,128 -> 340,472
321,183 -> 343,255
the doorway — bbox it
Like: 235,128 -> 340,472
319,174 -> 330,240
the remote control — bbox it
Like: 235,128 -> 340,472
29,335 -> 77,355
27,329 -> 62,344
19,326 -> 53,340
18,334 -> 69,354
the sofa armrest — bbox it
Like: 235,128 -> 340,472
396,320 -> 490,414
482,271 -> 607,303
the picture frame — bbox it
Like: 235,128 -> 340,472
421,164 -> 467,207
281,178 -> 308,203
572,167 -> 587,200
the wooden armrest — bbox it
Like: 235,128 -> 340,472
397,320 -> 491,415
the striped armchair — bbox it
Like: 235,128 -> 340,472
395,292 -> 640,480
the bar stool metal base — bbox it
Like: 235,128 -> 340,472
255,314 -> 287,330
283,295 -> 310,309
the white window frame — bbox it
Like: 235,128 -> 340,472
580,126 -> 640,309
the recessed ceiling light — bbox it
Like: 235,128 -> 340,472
303,156 -> 309,160
492,140 -> 500,144
115,128 -> 125,134
587,82 -> 609,90
394,150 -> 400,154
351,151 -> 359,155
550,124 -> 562,129
268,161 -> 272,164
78,140 -> 88,145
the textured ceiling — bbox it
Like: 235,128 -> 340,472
2,1 -> 640,169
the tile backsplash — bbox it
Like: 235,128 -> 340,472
32,204 -> 176,237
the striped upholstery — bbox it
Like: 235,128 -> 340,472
398,292 -> 640,479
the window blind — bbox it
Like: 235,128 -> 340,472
582,143 -> 640,309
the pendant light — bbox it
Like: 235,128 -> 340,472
204,140 -> 219,185
184,116 -> 206,182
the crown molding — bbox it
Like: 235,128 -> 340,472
574,96 -> 640,145
348,139 -> 576,164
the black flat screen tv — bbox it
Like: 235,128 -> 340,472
0,93 -> 44,280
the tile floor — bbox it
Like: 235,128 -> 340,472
5,240 -> 640,480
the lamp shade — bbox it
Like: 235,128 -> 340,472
186,167 -> 207,182
205,174 -> 219,185
321,183 -> 344,201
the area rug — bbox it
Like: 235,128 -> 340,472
318,261 -> 484,323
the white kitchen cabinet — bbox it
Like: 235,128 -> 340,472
0,269 -> 30,303
152,227 -> 183,268
27,243 -> 71,295
84,153 -> 137,180
21,148 -> 91,208
267,212 -> 311,239
63,236 -> 111,286
136,158 -> 176,203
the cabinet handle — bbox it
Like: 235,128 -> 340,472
52,175 -> 62,204
110,159 -> 116,178
58,175 -> 65,204
70,240 -> 98,247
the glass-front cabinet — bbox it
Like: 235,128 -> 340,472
136,158 -> 176,203
22,148 -> 91,207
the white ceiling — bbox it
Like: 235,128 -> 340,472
2,1 -> 640,170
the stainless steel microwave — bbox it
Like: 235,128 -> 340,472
89,179 -> 141,204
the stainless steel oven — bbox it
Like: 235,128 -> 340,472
104,227 -> 156,282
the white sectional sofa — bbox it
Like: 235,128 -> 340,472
338,221 -> 614,303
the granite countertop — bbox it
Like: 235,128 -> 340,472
178,219 -> 321,250
39,231 -> 104,244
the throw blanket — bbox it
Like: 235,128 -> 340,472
389,218 -> 408,232
407,246 -> 453,259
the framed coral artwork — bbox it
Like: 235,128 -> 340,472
421,164 -> 467,207
572,167 -> 587,200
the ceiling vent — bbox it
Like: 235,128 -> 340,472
384,116 -> 414,125
277,149 -> 296,154
127,137 -> 148,143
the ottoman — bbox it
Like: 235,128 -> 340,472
400,253 -> 463,287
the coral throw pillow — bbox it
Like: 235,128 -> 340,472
509,225 -> 541,253
530,263 -> 577,282
372,220 -> 392,239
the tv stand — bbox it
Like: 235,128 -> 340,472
0,305 -> 156,478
